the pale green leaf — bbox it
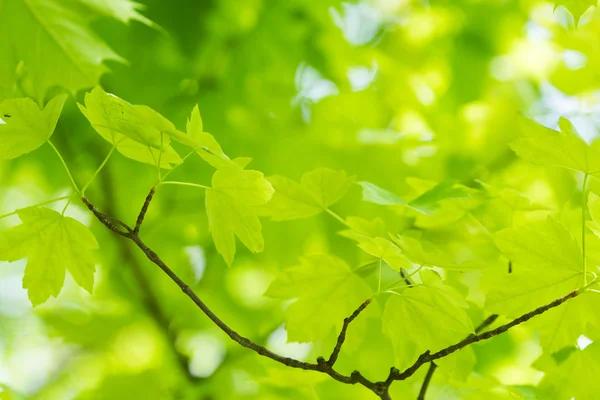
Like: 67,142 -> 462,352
262,169 -> 354,221
78,86 -> 181,168
391,235 -> 484,270
260,175 -> 322,221
0,207 -> 98,306
300,168 -> 355,209
357,181 -> 406,206
494,217 -> 583,274
185,105 -> 234,169
478,180 -> 551,211
265,254 -> 372,342
511,117 -> 600,177
537,342 -> 600,400
0,0 -> 125,102
555,0 -> 596,22
355,236 -> 414,271
206,167 -> 274,265
339,216 -> 387,240
383,271 -> 474,369
79,0 -> 154,26
0,94 -> 66,159
358,180 -> 472,215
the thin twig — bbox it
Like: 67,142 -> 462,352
134,187 -> 156,234
386,290 -> 578,385
83,195 -> 391,397
82,191 -> 583,400
324,298 -> 371,367
417,363 -> 437,400
416,313 -> 499,399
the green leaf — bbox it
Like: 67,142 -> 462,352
0,0 -> 125,102
511,117 -> 600,178
0,94 -> 67,159
408,181 -> 472,214
383,270 -> 474,369
358,180 -> 472,215
354,236 -> 414,272
537,342 -> 600,400
391,235 -> 483,270
265,254 -> 372,342
555,0 -> 596,22
300,168 -> 355,209
78,86 -> 181,168
206,167 -> 274,265
79,0 -> 154,26
185,105 -> 235,169
0,207 -> 98,306
357,181 -> 406,206
339,216 -> 387,240
494,217 -> 583,274
486,218 -> 583,319
478,180 -> 550,211
262,168 -> 355,221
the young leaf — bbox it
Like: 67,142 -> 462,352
265,254 -> 372,342
494,217 -> 582,274
383,270 -> 474,369
511,117 -> 600,178
477,180 -> 550,211
262,168 -> 355,221
357,181 -> 406,206
0,94 -> 67,160
78,87 -> 181,168
185,105 -> 234,169
339,216 -> 387,240
555,0 -> 596,23
391,235 -> 483,270
537,342 -> 600,399
354,236 -> 414,272
0,207 -> 98,306
358,180 -> 472,215
206,167 -> 274,265
0,0 -> 125,101
79,0 -> 154,26
300,168 -> 355,209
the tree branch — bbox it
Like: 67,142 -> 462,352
417,362 -> 437,400
82,189 -> 582,400
82,193 -> 390,398
386,290 -> 578,385
134,187 -> 155,234
323,298 -> 371,367
416,313 -> 499,399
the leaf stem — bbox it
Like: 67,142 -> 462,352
61,194 -> 74,215
156,133 -> 164,184
48,140 -> 80,193
159,181 -> 211,190
378,259 -> 382,292
81,146 -> 115,195
0,195 -> 71,220
326,208 -> 351,228
582,173 -> 589,285
159,149 -> 198,183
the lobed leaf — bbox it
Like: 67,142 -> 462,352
0,207 -> 98,306
206,167 -> 274,265
0,94 -> 67,159
262,168 -> 355,221
265,254 -> 372,342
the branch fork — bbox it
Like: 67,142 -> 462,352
82,187 -> 584,400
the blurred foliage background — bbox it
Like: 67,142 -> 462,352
1,0 -> 600,399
